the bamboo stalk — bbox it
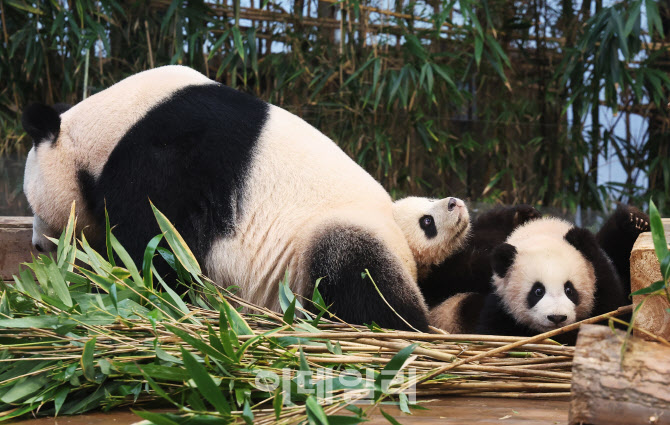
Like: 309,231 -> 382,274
404,305 -> 633,389
235,331 -> 561,344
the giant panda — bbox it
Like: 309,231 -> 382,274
429,205 -> 649,342
419,204 -> 541,308
392,196 -> 470,281
21,65 -> 470,331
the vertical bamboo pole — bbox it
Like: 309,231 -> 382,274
339,1 -> 345,86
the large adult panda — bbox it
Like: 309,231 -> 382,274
22,65 -> 470,331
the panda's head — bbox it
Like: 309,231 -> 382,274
22,103 -> 76,253
491,218 -> 596,333
393,196 -> 470,273
22,66 -> 213,254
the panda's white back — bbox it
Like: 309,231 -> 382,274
23,65 -> 422,323
206,105 -> 415,310
62,66 -> 212,177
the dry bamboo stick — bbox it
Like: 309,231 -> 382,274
407,305 -> 632,388
354,338 -> 456,362
485,356 -> 573,365
235,331 -> 560,344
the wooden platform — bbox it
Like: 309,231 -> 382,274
11,397 -> 569,424
0,216 -> 33,282
630,218 -> 670,340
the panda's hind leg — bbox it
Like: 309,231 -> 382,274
307,225 -> 429,332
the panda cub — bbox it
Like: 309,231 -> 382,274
22,65 -> 470,332
430,205 -> 649,342
420,204 -> 540,308
393,196 -> 470,281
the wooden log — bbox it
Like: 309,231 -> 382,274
630,218 -> 670,340
0,217 -> 34,282
569,324 -> 670,425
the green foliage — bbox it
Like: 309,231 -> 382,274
630,200 -> 670,302
0,205 -> 427,423
557,0 -> 670,211
3,0 -> 668,210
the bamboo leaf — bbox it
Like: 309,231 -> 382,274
105,208 -> 116,267
273,389 -> 283,420
630,280 -> 666,296
165,324 -> 230,363
181,347 -> 231,415
142,234 -> 164,290
110,233 -> 143,288
136,365 -> 179,406
151,203 -> 202,278
242,399 -> 254,425
133,410 -> 181,425
45,260 -> 73,308
430,63 -> 457,92
0,376 -> 47,403
232,26 -> 245,61
305,396 -> 329,425
380,409 -> 403,425
649,201 -> 668,262
283,297 -> 297,325
662,253 -> 670,282
208,29 -> 231,60
54,388 -> 69,416
645,0 -> 664,38
222,298 -> 253,336
14,268 -> 41,300
343,55 -> 376,87
81,337 -> 97,381
5,0 -> 44,14
375,343 -> 417,396
474,35 -> 483,67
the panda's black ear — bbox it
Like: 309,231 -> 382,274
491,243 -> 517,277
53,103 -> 72,114
22,103 -> 62,145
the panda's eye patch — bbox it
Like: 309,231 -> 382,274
527,282 -> 545,308
419,215 -> 437,239
564,281 -> 580,305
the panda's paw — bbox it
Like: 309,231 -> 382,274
630,212 -> 650,232
615,205 -> 650,234
513,205 -> 541,227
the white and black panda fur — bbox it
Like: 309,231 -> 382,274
429,215 -> 631,342
393,196 -> 470,280
22,65 -> 469,331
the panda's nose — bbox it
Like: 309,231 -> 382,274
448,198 -> 458,211
33,243 -> 44,253
547,315 -> 567,325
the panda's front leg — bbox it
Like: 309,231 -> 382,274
306,225 -> 430,332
